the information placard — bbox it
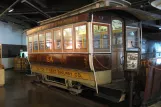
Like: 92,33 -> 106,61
126,52 -> 138,70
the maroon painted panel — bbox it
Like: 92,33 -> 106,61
93,54 -> 112,71
29,53 -> 112,72
93,12 -> 111,23
28,53 -> 91,71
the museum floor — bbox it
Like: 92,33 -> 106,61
0,70 -> 160,107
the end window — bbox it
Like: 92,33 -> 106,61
112,20 -> 123,46
93,24 -> 110,50
126,27 -> 140,51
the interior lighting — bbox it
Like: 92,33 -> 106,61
130,32 -> 134,36
8,8 -> 14,12
157,58 -> 161,64
151,0 -> 161,10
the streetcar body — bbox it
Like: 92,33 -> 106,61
26,1 -> 161,105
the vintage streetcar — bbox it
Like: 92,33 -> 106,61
26,0 -> 161,106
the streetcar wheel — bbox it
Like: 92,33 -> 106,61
69,91 -> 79,95
36,75 -> 42,82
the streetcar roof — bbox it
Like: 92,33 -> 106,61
39,6 -> 161,25
26,6 -> 161,35
92,6 -> 161,21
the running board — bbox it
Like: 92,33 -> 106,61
96,88 -> 126,103
96,79 -> 127,102
42,80 -> 83,94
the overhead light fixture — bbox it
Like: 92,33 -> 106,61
151,0 -> 161,10
159,27 -> 161,30
8,8 -> 14,12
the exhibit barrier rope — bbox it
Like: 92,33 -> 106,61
93,55 -> 123,70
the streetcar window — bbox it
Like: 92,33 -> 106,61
75,25 -> 87,49
63,27 -> 73,49
54,30 -> 61,49
33,34 -> 38,51
126,28 -> 139,51
28,36 -> 32,52
93,24 -> 109,49
46,32 -> 52,50
39,33 -> 45,50
112,20 -> 123,46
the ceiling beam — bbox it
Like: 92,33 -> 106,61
142,21 -> 161,28
21,0 -> 51,18
0,5 -> 5,9
0,15 -> 31,29
6,10 -> 68,15
0,0 -> 21,18
20,15 -> 38,23
33,0 -> 47,8
0,3 -> 12,9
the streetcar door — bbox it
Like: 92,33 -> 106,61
111,19 -> 124,80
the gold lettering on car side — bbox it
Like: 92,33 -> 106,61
31,65 -> 94,80
46,56 -> 54,63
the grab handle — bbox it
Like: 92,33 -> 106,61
120,56 -> 124,65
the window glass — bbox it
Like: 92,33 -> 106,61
33,34 -> 38,51
46,32 -> 52,50
75,25 -> 87,49
93,24 -> 109,49
39,33 -> 45,50
126,28 -> 139,51
112,20 -> 123,46
54,30 -> 61,49
28,36 -> 32,52
63,28 -> 72,49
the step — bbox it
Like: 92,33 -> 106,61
96,79 -> 127,102
99,79 -> 127,92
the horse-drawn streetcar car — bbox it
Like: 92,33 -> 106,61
26,0 -> 161,106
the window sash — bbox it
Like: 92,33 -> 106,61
63,27 -> 73,49
39,34 -> 45,50
33,35 -> 38,51
28,36 -> 32,52
45,32 -> 52,50
93,24 -> 110,50
54,30 -> 62,49
75,25 -> 87,49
